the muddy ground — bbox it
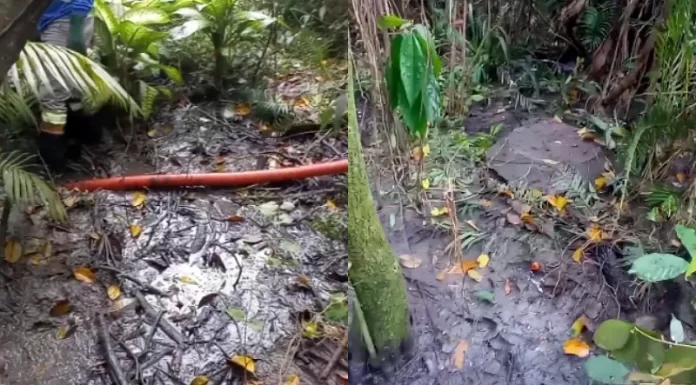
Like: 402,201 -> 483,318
0,102 -> 348,385
356,103 -> 694,385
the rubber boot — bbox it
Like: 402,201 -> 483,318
38,121 -> 68,171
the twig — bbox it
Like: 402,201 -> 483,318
96,314 -> 128,385
135,291 -> 185,346
320,332 -> 348,379
141,348 -> 175,371
143,311 -> 164,355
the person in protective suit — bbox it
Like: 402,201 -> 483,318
37,0 -> 96,170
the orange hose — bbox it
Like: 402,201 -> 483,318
64,159 -> 348,192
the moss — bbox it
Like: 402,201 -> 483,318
310,213 -> 346,241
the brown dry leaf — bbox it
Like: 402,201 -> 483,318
477,254 -> 490,268
190,376 -> 210,385
461,260 -> 478,273
467,269 -> 483,282
594,176 -> 606,190
178,276 -> 197,285
131,191 -> 147,208
506,212 -> 522,225
50,300 -> 72,316
229,354 -> 256,374
399,254 -> 423,269
411,146 -> 424,161
4,239 -> 22,263
227,215 -> 245,223
545,195 -> 569,215
563,338 -> 590,357
233,104 -> 251,116
283,374 -> 300,385
451,340 -> 469,369
572,247 -> 584,263
130,224 -> 143,238
294,97 -> 310,109
107,285 -> 121,300
677,172 -> 687,183
436,268 -> 449,281
520,212 -> 535,224
497,187 -> 514,199
587,224 -> 602,242
504,279 -> 512,295
73,266 -> 96,284
62,195 -> 79,208
570,315 -> 589,337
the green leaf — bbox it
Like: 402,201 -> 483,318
628,253 -> 689,282
471,94 -> 486,102
656,345 -> 696,378
123,8 -> 170,25
675,224 -> 696,277
169,19 -> 209,40
226,307 -> 246,321
386,35 -> 403,110
377,14 -> 408,30
583,356 -> 630,384
412,24 -> 441,76
399,90 -> 426,136
422,63 -> 440,124
399,33 -> 425,107
476,290 -> 495,303
593,319 -> 633,350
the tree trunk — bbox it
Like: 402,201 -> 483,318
0,0 -> 52,84
348,62 -> 410,362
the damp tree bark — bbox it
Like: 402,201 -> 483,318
0,0 -> 51,84
347,63 -> 410,363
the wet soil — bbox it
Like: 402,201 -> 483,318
0,103 -> 348,385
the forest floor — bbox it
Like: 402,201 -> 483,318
361,98 -> 696,385
0,64 -> 349,385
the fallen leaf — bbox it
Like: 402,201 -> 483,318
43,241 -> 52,258
563,338 -> 590,357
62,195 -> 79,208
302,320 -> 319,339
190,376 -> 210,385
587,224 -> 602,242
233,104 -> 251,116
572,247 -> 584,263
107,285 -> 121,300
506,212 -> 522,225
542,159 -> 559,165
422,143 -> 431,157
4,239 -> 22,263
57,323 -> 75,339
570,315 -> 589,337
227,215 -> 245,223
530,262 -> 542,272
50,299 -> 72,316
479,199 -> 493,207
431,206 -> 449,217
504,279 -> 512,295
178,276 -> 197,285
131,191 -> 147,208
411,146 -> 424,161
28,255 -> 47,265
497,187 -> 514,199
399,254 -> 422,269
677,172 -> 687,183
130,224 -> 143,238
594,176 -> 606,190
476,290 -> 496,303
198,293 -> 219,307
520,212 -> 535,224
436,268 -> 449,281
294,97 -> 310,108
146,128 -> 158,138
477,254 -> 490,268
451,340 -> 469,369
465,220 -> 480,231
258,201 -> 279,216
545,195 -> 569,215
421,179 -> 431,190
336,370 -> 349,385
467,269 -> 483,282
111,297 -> 137,313
229,354 -> 256,373
461,260 -> 478,273
553,115 -> 563,123
89,232 -> 101,241
283,374 -> 300,385
215,155 -> 226,165
326,199 -> 339,211
73,266 -> 96,284
577,127 -> 597,140
295,275 -> 312,290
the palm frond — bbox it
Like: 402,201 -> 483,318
0,151 -> 66,222
2,42 -> 141,116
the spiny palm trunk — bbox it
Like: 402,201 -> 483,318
347,62 -> 410,363
0,0 -> 52,84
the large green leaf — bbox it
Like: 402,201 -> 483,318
584,356 -> 630,384
656,345 -> 696,378
413,24 -> 441,77
377,14 -> 408,30
386,35 -> 403,110
399,89 -> 426,136
593,319 -> 632,350
170,19 -> 210,39
398,33 -> 425,107
675,224 -> 696,277
628,253 -> 688,282
123,8 -> 171,25
118,21 -> 168,53
422,62 -> 440,125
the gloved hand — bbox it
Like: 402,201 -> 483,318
67,14 -> 87,54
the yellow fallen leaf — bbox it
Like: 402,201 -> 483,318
131,192 -> 147,208
4,239 -> 22,263
233,104 -> 251,116
451,340 -> 469,370
178,276 -> 197,285
302,320 -> 319,338
461,260 -> 478,273
570,315 -> 589,337
147,128 -> 158,138
130,224 -> 143,238
577,127 -> 597,141
594,176 -> 606,190
326,199 -> 338,211
572,247 -> 584,263
520,212 -> 535,224
57,323 -> 74,339
545,195 -> 568,215
467,269 -> 483,282
294,97 -> 310,108
399,254 -> 423,269
284,374 -> 300,385
422,143 -> 431,157
677,172 -> 687,183
477,254 -> 490,268
421,179 -> 431,190
107,285 -> 121,300
73,266 -> 96,284
190,376 -> 210,385
563,338 -> 590,357
587,224 -> 602,242
431,207 -> 449,217
229,355 -> 256,373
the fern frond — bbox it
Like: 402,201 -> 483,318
0,151 -> 66,222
